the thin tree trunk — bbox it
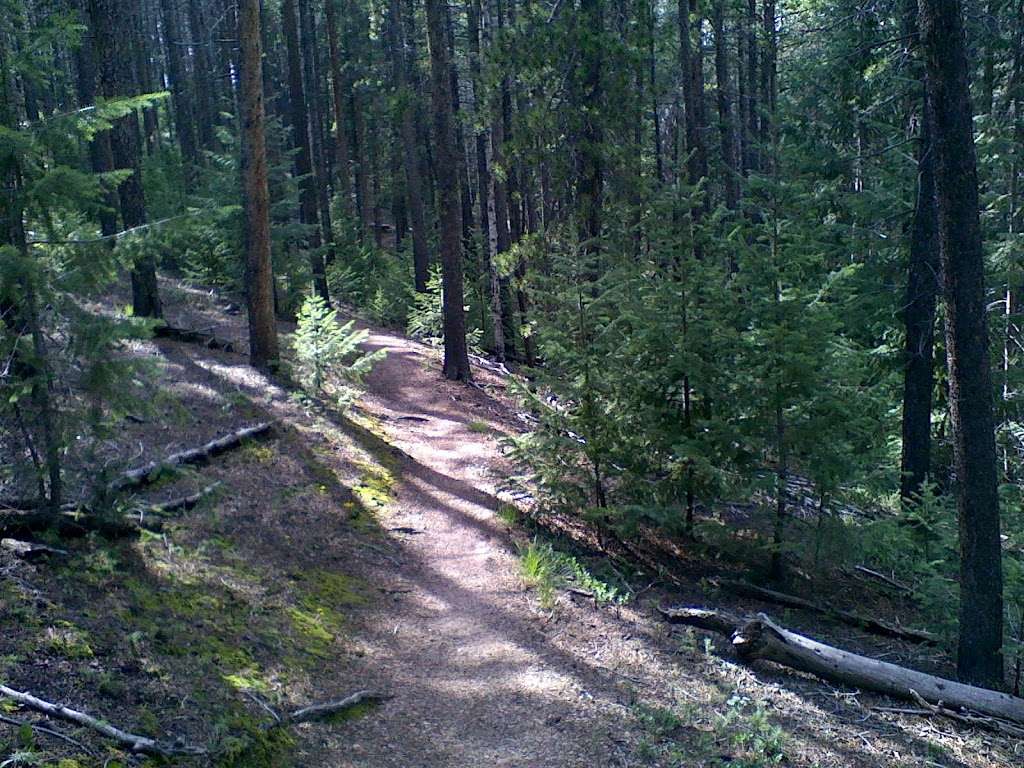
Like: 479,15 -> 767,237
445,0 -> 476,256
72,3 -> 119,239
679,0 -> 708,259
281,0 -> 329,303
160,0 -> 200,175
388,0 -> 430,292
325,0 -> 355,221
649,0 -> 664,184
0,45 -> 62,512
577,0 -> 604,273
900,110 -> 940,505
299,0 -> 334,259
744,0 -> 758,173
469,0 -> 505,358
188,0 -> 217,150
712,0 -> 740,213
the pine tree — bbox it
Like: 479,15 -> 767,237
239,0 -> 279,370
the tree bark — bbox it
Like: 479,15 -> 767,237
72,1 -> 119,240
712,0 -> 740,213
919,0 -> 1004,689
576,0 -> 604,269
743,0 -> 758,173
661,609 -> 1024,724
900,108 -> 939,505
388,0 -> 430,292
159,0 -> 200,175
89,0 -> 162,318
325,0 -> 356,221
426,0 -> 472,381
299,0 -> 334,259
187,0 -> 217,151
239,0 -> 279,370
281,0 -> 329,303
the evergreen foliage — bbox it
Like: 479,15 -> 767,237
291,295 -> 385,405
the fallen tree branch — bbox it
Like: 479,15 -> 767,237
274,691 -> 392,727
2,428 -> 267,539
660,607 -> 1024,725
0,712 -> 96,756
659,606 -> 744,636
153,324 -> 235,352
0,684 -> 205,757
0,509 -> 135,539
110,423 -> 272,494
716,579 -> 936,644
904,689 -> 1024,739
1,538 -> 68,560
852,565 -> 913,594
0,684 -> 390,757
138,483 -> 223,520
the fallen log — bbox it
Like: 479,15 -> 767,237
1,425 -> 262,538
275,691 -> 392,727
716,579 -> 936,645
153,324 -> 235,352
143,483 -> 222,517
0,509 -> 135,539
1,538 -> 68,561
661,607 -> 1024,726
0,684 -> 204,757
110,422 -> 272,493
852,565 -> 913,594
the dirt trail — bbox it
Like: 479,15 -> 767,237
329,328 -> 644,767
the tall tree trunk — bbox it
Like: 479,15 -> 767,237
239,0 -> 279,370
679,0 -> 708,259
445,0 -> 476,257
482,0 -> 518,356
325,0 -> 355,221
649,0 -> 664,184
744,0 -> 758,173
353,89 -> 376,241
577,0 -> 604,270
188,0 -> 217,151
281,0 -> 329,303
299,0 -> 334,259
712,0 -> 740,213
919,0 -> 1004,690
388,0 -> 430,292
468,0 -> 505,358
900,108 -> 940,505
426,0 -> 472,381
899,0 -> 940,506
135,0 -> 162,153
72,2 -> 119,240
90,0 -> 162,318
160,0 -> 200,175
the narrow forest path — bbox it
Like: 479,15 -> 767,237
321,325 -> 652,767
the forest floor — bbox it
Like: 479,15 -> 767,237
1,276 -> 1022,767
